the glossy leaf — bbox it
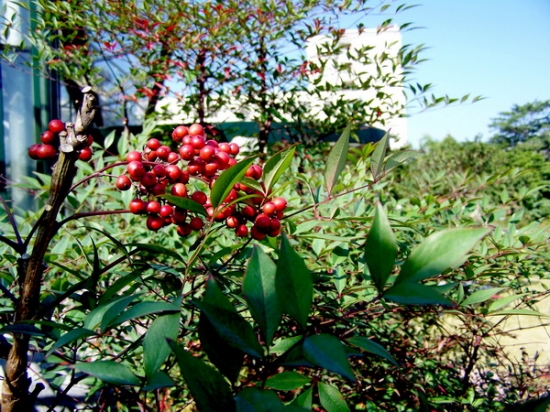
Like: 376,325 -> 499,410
263,146 -> 296,194
488,293 -> 527,312
346,336 -> 398,366
394,228 -> 491,285
46,328 -> 96,358
276,234 -> 313,328
242,245 -> 281,346
235,387 -> 285,412
193,300 -> 263,358
384,150 -> 420,174
113,301 -> 180,326
365,201 -> 397,292
170,340 -> 235,412
384,282 -> 453,305
265,371 -> 311,391
370,131 -> 390,181
161,194 -> 207,216
211,157 -> 256,208
143,312 -> 180,378
461,287 -> 505,307
84,294 -> 136,331
75,361 -> 140,386
290,387 -> 313,409
324,125 -> 350,196
318,382 -> 350,412
143,370 -> 174,391
303,334 -> 355,382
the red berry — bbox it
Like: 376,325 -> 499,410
127,161 -> 145,180
37,144 -> 57,160
178,170 -> 190,184
272,197 -> 287,211
218,142 -> 231,153
171,209 -> 187,224
189,123 -> 205,136
229,142 -> 240,156
203,161 -> 219,176
146,201 -> 161,214
40,130 -> 56,144
235,224 -> 248,237
146,138 -> 161,150
214,151 -> 230,169
267,227 -> 281,237
152,164 -> 166,178
145,150 -> 157,161
189,217 -> 204,231
179,144 -> 195,161
241,205 -> 256,220
86,135 -> 94,146
226,215 -> 239,229
205,139 -> 219,148
167,152 -> 179,163
269,218 -> 281,232
254,213 -> 271,231
126,151 -> 142,162
165,165 -> 182,182
28,144 -> 40,159
251,225 -> 266,240
116,175 -> 132,190
176,224 -> 193,237
150,183 -> 167,196
170,183 -> 188,197
187,159 -> 205,175
190,135 -> 205,150
262,201 -> 276,216
159,205 -> 174,218
156,145 -> 171,160
48,119 -> 65,134
146,215 -> 164,231
78,146 -> 93,161
172,125 -> 188,142
190,191 -> 207,205
199,145 -> 216,161
141,172 -> 157,188
129,198 -> 146,214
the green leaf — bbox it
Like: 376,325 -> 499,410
161,194 -> 207,216
243,245 -> 281,346
276,234 -> 313,328
211,157 -> 256,208
384,150 -> 420,174
365,202 -> 397,292
113,301 -> 180,326
75,361 -> 140,386
487,309 -> 549,317
290,386 -> 313,409
461,288 -> 505,307
263,146 -> 296,194
143,312 -> 180,378
84,295 -> 137,331
302,334 -> 355,382
170,340 -> 236,412
370,131 -> 390,181
318,382 -> 350,412
143,370 -> 175,391
235,387 -> 284,412
324,125 -> 350,196
265,372 -> 311,391
103,130 -> 116,150
394,228 -> 491,285
384,282 -> 453,305
346,336 -> 398,366
488,293 -> 527,312
193,301 -> 263,358
46,328 -> 96,358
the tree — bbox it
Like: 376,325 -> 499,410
489,99 -> 550,147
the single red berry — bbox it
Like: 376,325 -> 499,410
241,205 -> 256,220
188,123 -> 205,136
129,198 -> 146,214
229,142 -> 240,156
176,223 -> 193,237
141,172 -> 157,188
251,225 -> 266,240
199,145 -> 216,161
182,135 -> 192,145
189,217 -> 204,231
156,145 -> 171,160
28,144 -> 40,159
126,151 -> 142,162
146,201 -> 161,214
251,164 -> 263,180
170,183 -> 188,197
127,161 -> 145,180
235,224 -> 248,237
78,146 -> 93,161
267,227 -> 281,237
218,142 -> 231,153
48,119 -> 65,134
214,151 -> 230,169
150,183 -> 167,196
116,175 -> 132,191
146,215 -> 164,231
171,209 -> 187,224
146,138 -> 161,150
159,205 -> 174,218
179,144 -> 195,161
178,170 -> 190,184
254,213 -> 271,231
272,197 -> 287,211
262,201 -> 276,216
40,130 -> 56,144
37,144 -> 57,160
165,164 -> 182,182
187,159 -> 205,175
190,135 -> 206,150
224,189 -> 238,203
228,158 -> 237,167
152,164 -> 166,178
269,218 -> 281,232
203,161 -> 219,176
190,191 -> 208,205
86,135 -> 94,146
226,215 -> 239,229
145,150 -> 157,161
172,125 -> 188,142
167,152 -> 179,163
205,139 -> 219,148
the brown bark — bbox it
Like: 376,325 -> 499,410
1,89 -> 97,412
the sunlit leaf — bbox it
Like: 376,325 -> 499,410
303,334 -> 355,382
346,336 -> 398,366
324,125 -> 350,196
75,361 -> 140,386
211,157 -> 256,208
318,382 -> 350,412
263,146 -> 296,194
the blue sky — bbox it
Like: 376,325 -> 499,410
374,0 -> 550,147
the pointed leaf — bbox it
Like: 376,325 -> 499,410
395,228 -> 491,285
144,312 -> 180,378
211,157 -> 256,208
365,202 -> 397,292
243,245 -> 281,346
346,336 -> 398,366
303,334 -> 355,382
263,146 -> 296,194
46,328 -> 96,358
265,372 -> 311,391
235,387 -> 284,412
169,340 -> 235,412
113,301 -> 179,326
324,125 -> 350,196
384,150 -> 420,174
461,288 -> 505,307
161,195 -> 207,216
84,295 -> 136,331
143,370 -> 175,391
290,387 -> 313,409
384,282 -> 453,305
487,309 -> 549,317
75,361 -> 140,386
488,293 -> 527,312
318,382 -> 350,412
370,131 -> 390,181
193,300 -> 263,358
276,234 -> 313,328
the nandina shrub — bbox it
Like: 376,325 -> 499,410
1,116 -> 549,412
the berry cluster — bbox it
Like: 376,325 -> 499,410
117,123 -> 288,240
28,119 -> 93,161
